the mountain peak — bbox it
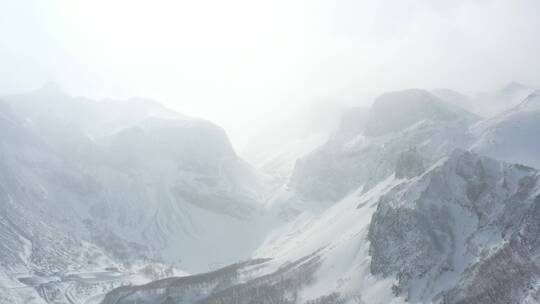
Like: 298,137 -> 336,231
364,89 -> 463,136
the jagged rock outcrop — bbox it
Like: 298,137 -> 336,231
368,150 -> 540,303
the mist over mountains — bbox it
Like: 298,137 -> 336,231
3,0 -> 540,302
1,82 -> 539,304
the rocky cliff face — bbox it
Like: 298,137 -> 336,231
369,150 -> 540,303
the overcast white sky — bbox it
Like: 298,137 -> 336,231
1,0 -> 539,148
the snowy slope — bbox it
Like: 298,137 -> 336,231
102,177 -> 404,304
260,149 -> 540,303
254,176 -> 405,304
105,150 -> 540,304
471,90 -> 540,170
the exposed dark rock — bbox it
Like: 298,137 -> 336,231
395,149 -> 425,178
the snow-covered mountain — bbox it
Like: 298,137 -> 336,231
100,86 -> 540,304
4,84 -> 540,304
265,150 -> 540,303
288,89 -> 478,203
369,150 -> 540,303
0,86 -> 270,303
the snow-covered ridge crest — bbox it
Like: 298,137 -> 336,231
471,89 -> 540,170
513,89 -> 540,111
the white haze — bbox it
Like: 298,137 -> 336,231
1,0 -> 540,148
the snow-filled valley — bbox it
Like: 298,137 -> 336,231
2,84 -> 540,304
